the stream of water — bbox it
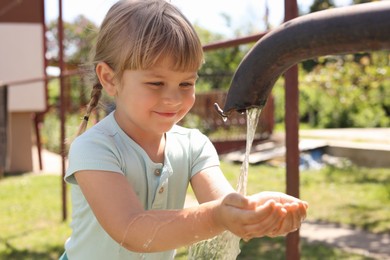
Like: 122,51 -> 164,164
188,108 -> 262,260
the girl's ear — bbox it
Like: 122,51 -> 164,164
96,62 -> 117,96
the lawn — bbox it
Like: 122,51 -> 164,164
224,162 -> 390,234
0,174 -> 71,260
0,162 -> 388,259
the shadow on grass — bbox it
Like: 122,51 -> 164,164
0,245 -> 64,260
238,236 -> 375,260
238,236 -> 285,259
0,228 -> 65,260
176,236 -> 375,259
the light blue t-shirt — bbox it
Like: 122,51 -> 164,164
64,112 -> 220,260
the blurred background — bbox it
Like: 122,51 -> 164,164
0,0 -> 389,259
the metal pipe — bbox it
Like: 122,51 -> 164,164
203,32 -> 267,52
218,1 -> 390,116
0,70 -> 84,87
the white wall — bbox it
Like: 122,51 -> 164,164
0,23 -> 46,112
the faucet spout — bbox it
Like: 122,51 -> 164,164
221,1 -> 390,117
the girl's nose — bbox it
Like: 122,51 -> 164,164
162,88 -> 181,106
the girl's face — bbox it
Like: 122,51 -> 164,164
113,58 -> 198,141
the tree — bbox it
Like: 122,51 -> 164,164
197,24 -> 249,91
46,15 -> 98,64
309,0 -> 336,13
272,0 -> 390,128
299,52 -> 390,128
195,12 -> 261,92
46,15 -> 98,110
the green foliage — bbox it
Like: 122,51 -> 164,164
47,15 -> 98,113
45,7 -> 390,130
264,1 -> 390,129
47,15 -> 98,63
47,78 -> 60,106
272,52 -> 390,128
309,0 -> 336,13
299,53 -> 390,128
194,25 -> 253,92
40,108 -> 82,153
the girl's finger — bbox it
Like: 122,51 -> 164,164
298,202 -> 308,221
246,202 -> 286,238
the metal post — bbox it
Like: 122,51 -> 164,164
58,0 -> 67,221
34,113 -> 43,171
284,65 -> 300,260
284,0 -> 300,259
0,85 -> 7,178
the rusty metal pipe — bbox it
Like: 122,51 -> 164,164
220,1 -> 390,116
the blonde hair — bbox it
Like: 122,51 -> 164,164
77,0 -> 204,136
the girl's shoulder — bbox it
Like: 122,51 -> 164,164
70,113 -> 119,150
169,124 -> 204,138
168,125 -> 212,147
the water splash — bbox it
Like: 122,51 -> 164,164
188,108 -> 262,260
188,230 -> 241,260
117,213 -> 178,259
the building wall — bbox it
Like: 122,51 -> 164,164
0,0 -> 46,173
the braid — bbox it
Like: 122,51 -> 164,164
76,82 -> 103,136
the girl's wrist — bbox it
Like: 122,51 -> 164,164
206,199 -> 226,234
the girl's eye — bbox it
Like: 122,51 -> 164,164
147,82 -> 164,87
180,82 -> 194,88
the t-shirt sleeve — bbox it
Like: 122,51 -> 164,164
65,133 -> 123,185
190,129 -> 220,177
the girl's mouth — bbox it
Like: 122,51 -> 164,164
155,111 -> 177,118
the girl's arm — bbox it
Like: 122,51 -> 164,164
74,170 -> 284,253
190,166 -> 236,203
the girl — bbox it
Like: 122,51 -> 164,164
61,0 -> 308,259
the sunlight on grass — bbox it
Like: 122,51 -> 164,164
220,161 -> 390,234
0,174 -> 71,260
0,162 -> 388,259
177,236 -> 375,260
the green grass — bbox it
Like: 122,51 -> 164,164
238,236 -> 375,260
179,162 -> 389,259
1,163 -> 388,259
0,174 -> 71,260
222,161 -> 390,233
301,165 -> 390,233
175,236 -> 376,260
